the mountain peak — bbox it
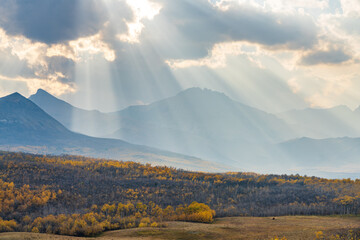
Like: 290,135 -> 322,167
33,88 -> 56,98
36,88 -> 49,94
176,87 -> 229,101
0,91 -> 70,140
179,87 -> 224,95
1,92 -> 27,102
0,91 -> 50,111
4,92 -> 22,97
30,88 -> 68,105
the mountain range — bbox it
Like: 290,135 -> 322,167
31,88 -> 296,169
27,88 -> 360,177
0,92 -> 225,172
279,105 -> 360,138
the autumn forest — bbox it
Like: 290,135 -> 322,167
0,151 -> 358,237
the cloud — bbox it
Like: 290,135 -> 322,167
265,0 -> 329,11
0,0 -> 180,107
300,47 -> 352,65
0,27 -> 78,96
304,74 -> 357,108
340,17 -> 360,35
47,32 -> 116,62
0,0 -> 110,44
160,0 -> 360,112
141,0 -> 318,61
0,0 -> 158,45
0,73 -> 76,97
118,0 -> 162,43
340,0 -> 360,17
166,41 -> 261,69
0,18 -> 117,95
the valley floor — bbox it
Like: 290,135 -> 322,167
0,216 -> 359,240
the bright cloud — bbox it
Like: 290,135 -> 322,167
118,0 -> 162,43
166,41 -> 265,69
47,33 -> 116,62
0,27 -> 115,96
340,0 -> 360,17
0,28 -> 47,68
0,73 -> 76,96
265,0 -> 329,11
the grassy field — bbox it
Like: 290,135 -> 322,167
0,216 -> 359,240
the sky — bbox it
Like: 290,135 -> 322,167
0,0 -> 359,112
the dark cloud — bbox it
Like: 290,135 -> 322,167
140,0 -> 318,59
300,48 -> 351,65
0,0 -> 319,58
0,0 -> 130,44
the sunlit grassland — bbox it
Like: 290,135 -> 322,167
0,216 -> 359,240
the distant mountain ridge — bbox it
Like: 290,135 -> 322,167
0,92 -> 225,172
279,137 -> 360,178
30,88 -> 360,140
29,88 -> 296,166
109,87 -> 295,167
278,105 -> 360,138
23,88 -> 360,177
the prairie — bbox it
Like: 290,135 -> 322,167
0,216 -> 359,240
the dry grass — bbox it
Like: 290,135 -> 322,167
0,216 -> 359,240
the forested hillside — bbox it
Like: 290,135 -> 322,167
0,151 -> 359,237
